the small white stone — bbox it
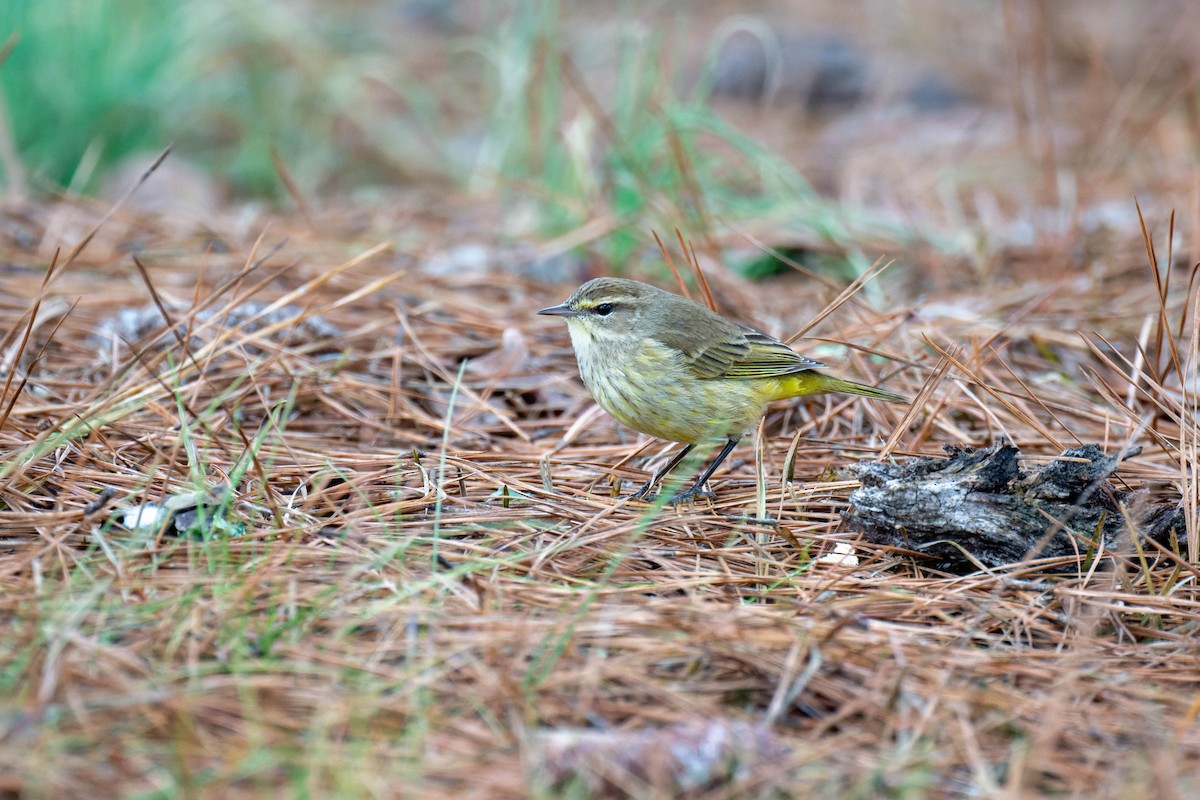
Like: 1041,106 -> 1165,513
816,541 -> 859,567
121,503 -> 165,531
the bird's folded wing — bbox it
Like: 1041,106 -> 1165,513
657,323 -> 825,380
722,329 -> 825,378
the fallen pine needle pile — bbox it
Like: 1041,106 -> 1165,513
0,198 -> 1197,798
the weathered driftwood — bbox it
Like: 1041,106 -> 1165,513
844,443 -> 1185,573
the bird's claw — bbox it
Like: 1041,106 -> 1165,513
630,480 -> 656,501
665,485 -> 715,505
628,484 -> 713,505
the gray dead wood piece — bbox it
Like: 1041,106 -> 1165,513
844,443 -> 1185,573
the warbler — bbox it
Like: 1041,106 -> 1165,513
539,277 -> 907,503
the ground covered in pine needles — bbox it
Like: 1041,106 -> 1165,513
1,192 -> 1199,798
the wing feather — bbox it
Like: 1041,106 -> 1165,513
655,318 -> 824,380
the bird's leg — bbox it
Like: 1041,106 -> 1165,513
631,444 -> 694,500
670,438 -> 739,505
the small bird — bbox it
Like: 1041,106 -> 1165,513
539,277 -> 906,503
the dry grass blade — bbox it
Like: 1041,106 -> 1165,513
879,346 -> 956,460
54,144 -> 173,275
786,256 -> 893,342
652,228 -> 692,301
1136,200 -> 1182,386
0,250 -> 64,433
271,145 -> 317,233
676,225 -> 716,311
922,333 -> 1066,450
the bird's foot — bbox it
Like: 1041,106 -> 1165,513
630,479 -> 657,501
665,484 -> 715,506
629,480 -> 714,505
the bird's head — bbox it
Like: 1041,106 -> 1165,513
538,277 -> 667,344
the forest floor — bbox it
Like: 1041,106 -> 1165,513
3,1 -> 1200,797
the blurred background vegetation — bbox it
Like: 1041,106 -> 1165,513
1,0 -> 433,197
0,0 -> 924,273
1,0 -> 1195,275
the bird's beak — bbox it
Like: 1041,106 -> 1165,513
537,303 -> 579,318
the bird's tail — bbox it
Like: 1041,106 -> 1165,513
775,371 -> 908,404
819,374 -> 908,404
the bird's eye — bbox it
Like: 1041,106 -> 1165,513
594,303 -> 615,316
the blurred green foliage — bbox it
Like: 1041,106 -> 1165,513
471,1 -> 890,270
0,0 -> 184,192
0,0 -> 415,197
0,0 -> 917,275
